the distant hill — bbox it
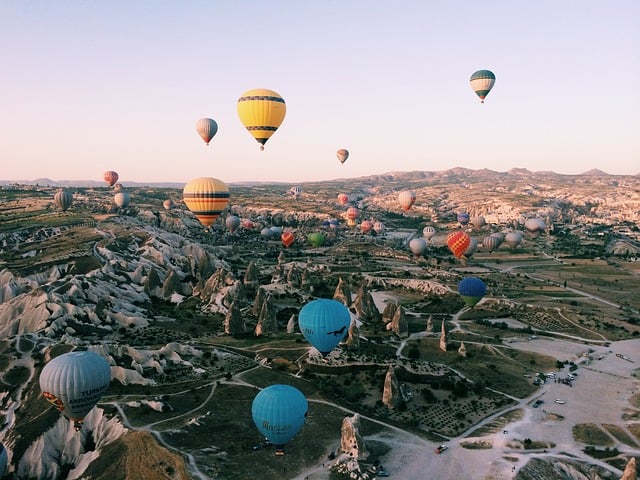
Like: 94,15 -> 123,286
1,167 -> 634,188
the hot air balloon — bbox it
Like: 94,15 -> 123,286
336,149 -> 349,164
54,189 -> 73,212
458,277 -> 487,307
281,231 -> 295,248
183,177 -> 230,229
113,183 -> 123,192
308,232 -> 325,247
195,117 -> 218,145
251,384 -> 308,452
482,234 -> 501,253
346,207 -> 359,221
409,237 -> 427,257
298,298 -> 351,356
423,226 -> 436,242
226,215 -> 241,233
270,226 -> 283,237
471,215 -> 486,230
505,230 -> 523,248
337,193 -> 349,205
524,218 -> 546,238
0,442 -> 7,477
464,237 -> 478,258
103,171 -> 118,187
260,227 -> 273,240
360,220 -> 372,234
241,219 -> 255,230
447,230 -> 471,259
163,199 -> 174,211
398,190 -> 416,211
39,350 -> 111,429
237,88 -> 286,150
470,70 -> 496,103
373,221 -> 385,235
114,191 -> 130,208
457,212 -> 470,226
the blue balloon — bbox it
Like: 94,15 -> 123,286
251,384 -> 308,447
298,299 -> 351,355
457,212 -> 470,226
458,277 -> 487,307
0,442 -> 7,477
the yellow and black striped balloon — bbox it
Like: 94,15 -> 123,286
183,177 -> 230,228
237,88 -> 286,150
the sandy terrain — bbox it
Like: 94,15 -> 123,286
294,337 -> 640,479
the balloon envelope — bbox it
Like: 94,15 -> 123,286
39,351 -> 111,424
360,220 -> 372,234
298,299 -> 351,355
447,231 -> 471,259
114,191 -> 130,207
183,177 -> 230,228
470,70 -> 496,103
409,237 -> 427,257
458,277 -> 487,307
163,199 -> 174,211
308,232 -> 325,247
54,189 -> 73,212
251,384 -> 308,447
482,235 -> 501,252
398,190 -> 416,211
423,226 -> 436,240
195,117 -> 218,145
457,212 -> 470,226
471,215 -> 486,229
225,215 -> 241,233
103,171 -> 118,187
505,230 -> 524,248
0,442 -> 7,477
237,88 -> 286,150
346,207 -> 359,220
373,221 -> 385,235
337,193 -> 349,205
281,231 -> 295,248
336,149 -> 349,164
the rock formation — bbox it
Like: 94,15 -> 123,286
381,301 -> 397,324
255,295 -> 277,336
344,318 -> 360,350
388,304 -> 408,338
333,277 -> 352,307
620,457 -> 637,480
243,260 -> 259,291
458,341 -> 467,357
340,414 -> 368,460
224,300 -> 245,335
286,314 -> 297,333
353,284 -> 381,323
426,315 -> 433,334
382,365 -> 401,408
252,287 -> 266,316
143,266 -> 163,298
439,320 -> 447,352
286,265 -> 302,287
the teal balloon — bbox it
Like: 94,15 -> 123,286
458,277 -> 487,307
298,299 -> 351,355
251,384 -> 308,446
0,443 -> 7,477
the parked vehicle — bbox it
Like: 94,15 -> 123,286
435,445 -> 448,454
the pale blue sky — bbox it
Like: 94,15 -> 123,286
2,1 -> 638,183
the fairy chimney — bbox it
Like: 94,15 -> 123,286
439,320 -> 447,352
224,301 -> 246,335
333,277 -> 352,307
382,365 -> 402,408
